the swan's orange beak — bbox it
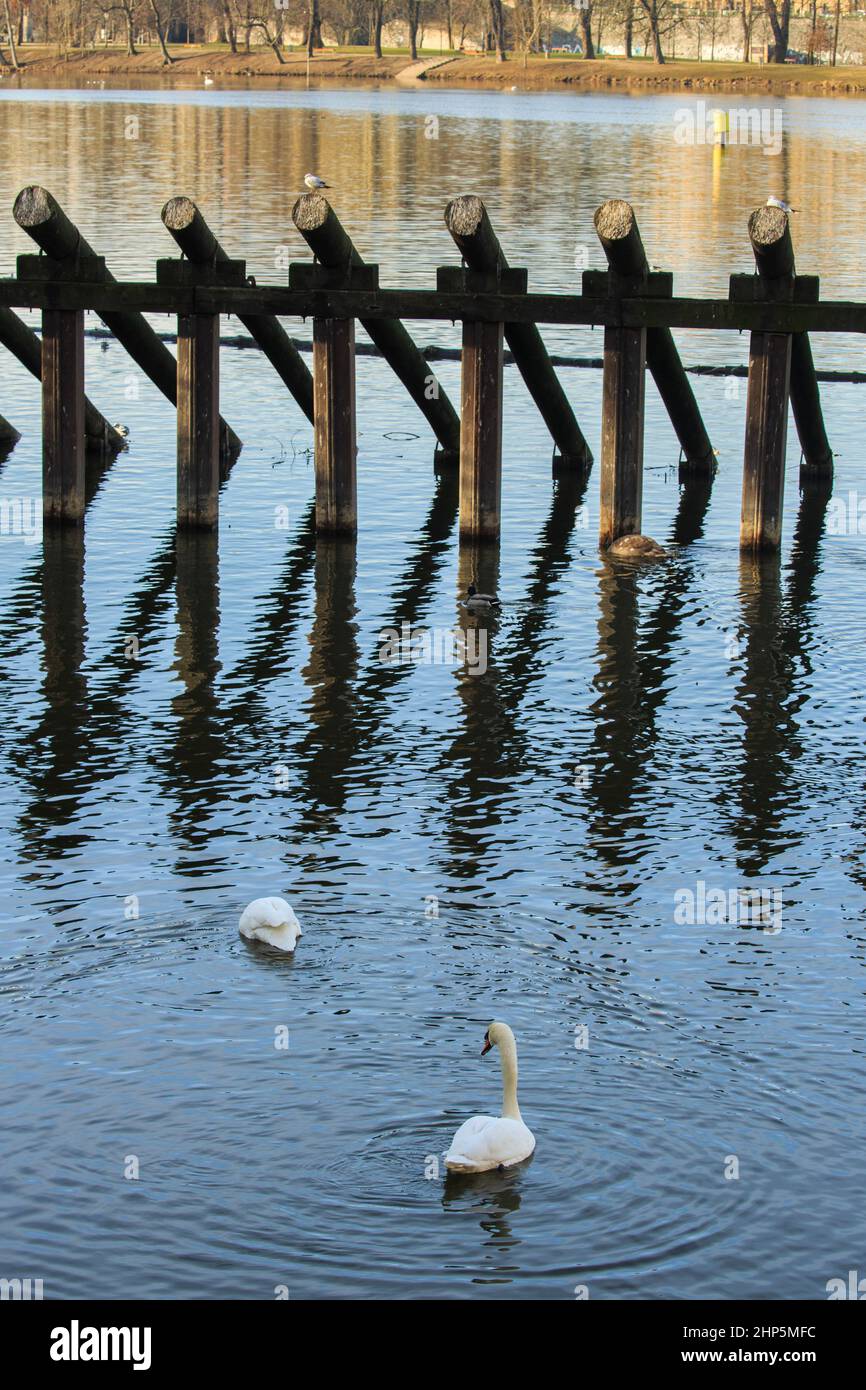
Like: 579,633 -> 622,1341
481,1037 -> 492,1056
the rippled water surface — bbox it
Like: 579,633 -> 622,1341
1,83 -> 865,1300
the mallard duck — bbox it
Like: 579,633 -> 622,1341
463,583 -> 500,611
606,534 -> 667,561
445,1022 -> 536,1174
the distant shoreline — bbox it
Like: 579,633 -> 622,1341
2,46 -> 866,98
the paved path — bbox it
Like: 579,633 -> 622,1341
395,56 -> 460,82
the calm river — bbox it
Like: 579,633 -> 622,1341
0,81 -> 865,1299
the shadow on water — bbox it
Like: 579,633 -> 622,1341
442,1159 -> 530,1275
15,526 -> 89,864
430,468 -> 590,890
6,455 -> 832,905
580,471 -> 714,880
0,443 -> 122,682
162,531 -> 223,853
714,474 -> 832,873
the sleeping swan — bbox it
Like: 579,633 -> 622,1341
239,897 -> 302,952
445,1021 -> 535,1173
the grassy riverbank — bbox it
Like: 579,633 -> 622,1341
3,45 -> 866,97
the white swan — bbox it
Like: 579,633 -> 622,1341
445,1021 -> 535,1173
238,897 -> 302,952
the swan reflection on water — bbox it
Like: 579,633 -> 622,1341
441,1158 -> 532,1277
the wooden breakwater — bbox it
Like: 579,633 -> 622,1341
0,186 -> 847,552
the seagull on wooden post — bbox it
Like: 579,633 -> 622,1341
304,173 -> 330,192
766,196 -> 798,214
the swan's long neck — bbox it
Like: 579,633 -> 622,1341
498,1034 -> 521,1121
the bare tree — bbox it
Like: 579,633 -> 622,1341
488,0 -> 506,58
147,0 -> 174,62
624,2 -> 633,58
306,0 -> 323,51
831,0 -> 840,65
2,0 -> 20,66
405,0 -> 421,57
250,11 -> 285,60
105,1 -> 139,55
739,0 -> 756,60
578,1 -> 595,58
636,0 -> 665,61
369,0 -> 385,55
222,0 -> 238,51
763,0 -> 791,61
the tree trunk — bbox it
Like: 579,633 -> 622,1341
223,2 -> 237,52
579,8 -> 595,58
832,0 -> 841,64
2,0 -> 20,67
489,0 -> 507,59
648,12 -> 665,61
252,20 -> 285,62
373,5 -> 384,58
624,12 -> 633,59
124,4 -> 137,56
407,0 -> 420,59
147,1 -> 174,64
446,0 -> 453,49
764,0 -> 791,62
306,0 -> 322,52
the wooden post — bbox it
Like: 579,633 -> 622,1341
292,193 -> 460,464
13,185 -> 240,459
460,318 -> 504,540
740,206 -> 795,552
0,305 -> 122,453
444,195 -> 592,472
41,308 -> 85,524
747,204 -> 832,478
594,199 -> 714,476
741,331 -> 792,553
177,312 -> 220,529
0,413 -> 20,448
162,197 -> 315,426
599,311 -> 646,549
313,315 -> 357,534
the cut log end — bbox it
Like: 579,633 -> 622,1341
445,195 -> 486,238
594,199 -> 635,245
162,196 -> 198,232
292,193 -> 331,232
749,204 -> 788,249
13,184 -> 56,230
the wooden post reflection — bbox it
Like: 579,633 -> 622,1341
300,538 -> 359,812
173,530 -> 220,715
41,524 -> 86,714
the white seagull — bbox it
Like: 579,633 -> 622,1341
304,173 -> 330,192
766,196 -> 798,214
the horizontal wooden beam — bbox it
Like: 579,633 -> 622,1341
0,280 -> 865,333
